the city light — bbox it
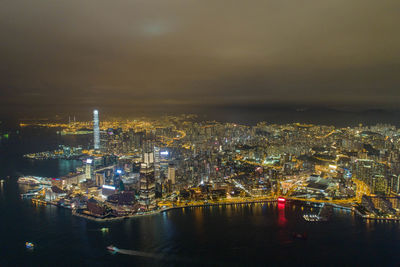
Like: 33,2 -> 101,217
3,0 -> 400,263
102,185 -> 116,190
13,111 -> 400,262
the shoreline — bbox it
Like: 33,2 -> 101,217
69,198 -> 357,222
71,199 -> 280,222
30,195 -> 398,222
72,209 -> 161,222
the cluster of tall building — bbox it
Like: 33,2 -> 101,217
55,110 -> 400,213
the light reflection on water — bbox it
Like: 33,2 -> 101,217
2,186 -> 400,266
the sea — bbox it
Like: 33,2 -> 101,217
0,127 -> 399,266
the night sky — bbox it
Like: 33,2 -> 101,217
1,0 -> 400,118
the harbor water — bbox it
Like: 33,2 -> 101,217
0,128 -> 399,266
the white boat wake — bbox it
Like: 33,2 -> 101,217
109,247 -> 195,263
115,249 -> 166,259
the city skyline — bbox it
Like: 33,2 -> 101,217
1,1 -> 400,265
2,108 -> 400,265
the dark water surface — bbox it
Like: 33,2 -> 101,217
0,128 -> 399,266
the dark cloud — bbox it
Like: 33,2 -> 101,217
1,0 -> 399,117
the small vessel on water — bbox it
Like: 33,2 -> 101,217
18,177 -> 40,185
107,245 -> 118,252
303,204 -> 333,222
303,214 -> 328,222
25,242 -> 35,249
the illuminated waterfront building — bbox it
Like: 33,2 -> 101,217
85,158 -> 93,181
93,109 -> 100,150
391,175 -> 400,194
139,145 -> 156,210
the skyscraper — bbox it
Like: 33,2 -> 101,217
154,146 -> 161,183
139,143 -> 156,210
153,146 -> 162,197
168,164 -> 176,185
85,158 -> 93,181
93,109 -> 100,150
95,172 -> 105,187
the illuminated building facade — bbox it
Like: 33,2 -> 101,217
93,109 -> 100,150
168,164 -> 176,185
85,158 -> 93,181
354,159 -> 389,195
154,146 -> 161,184
153,146 -> 163,197
139,147 -> 156,210
95,173 -> 105,187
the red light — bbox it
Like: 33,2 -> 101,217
277,197 -> 286,203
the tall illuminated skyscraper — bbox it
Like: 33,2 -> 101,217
139,149 -> 155,210
138,140 -> 156,209
85,158 -> 93,181
153,146 -> 160,183
153,146 -> 162,198
93,109 -> 100,150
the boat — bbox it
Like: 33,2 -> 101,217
303,204 -> 333,222
18,177 -> 40,185
25,242 -> 35,249
303,214 -> 327,222
107,245 -> 118,252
